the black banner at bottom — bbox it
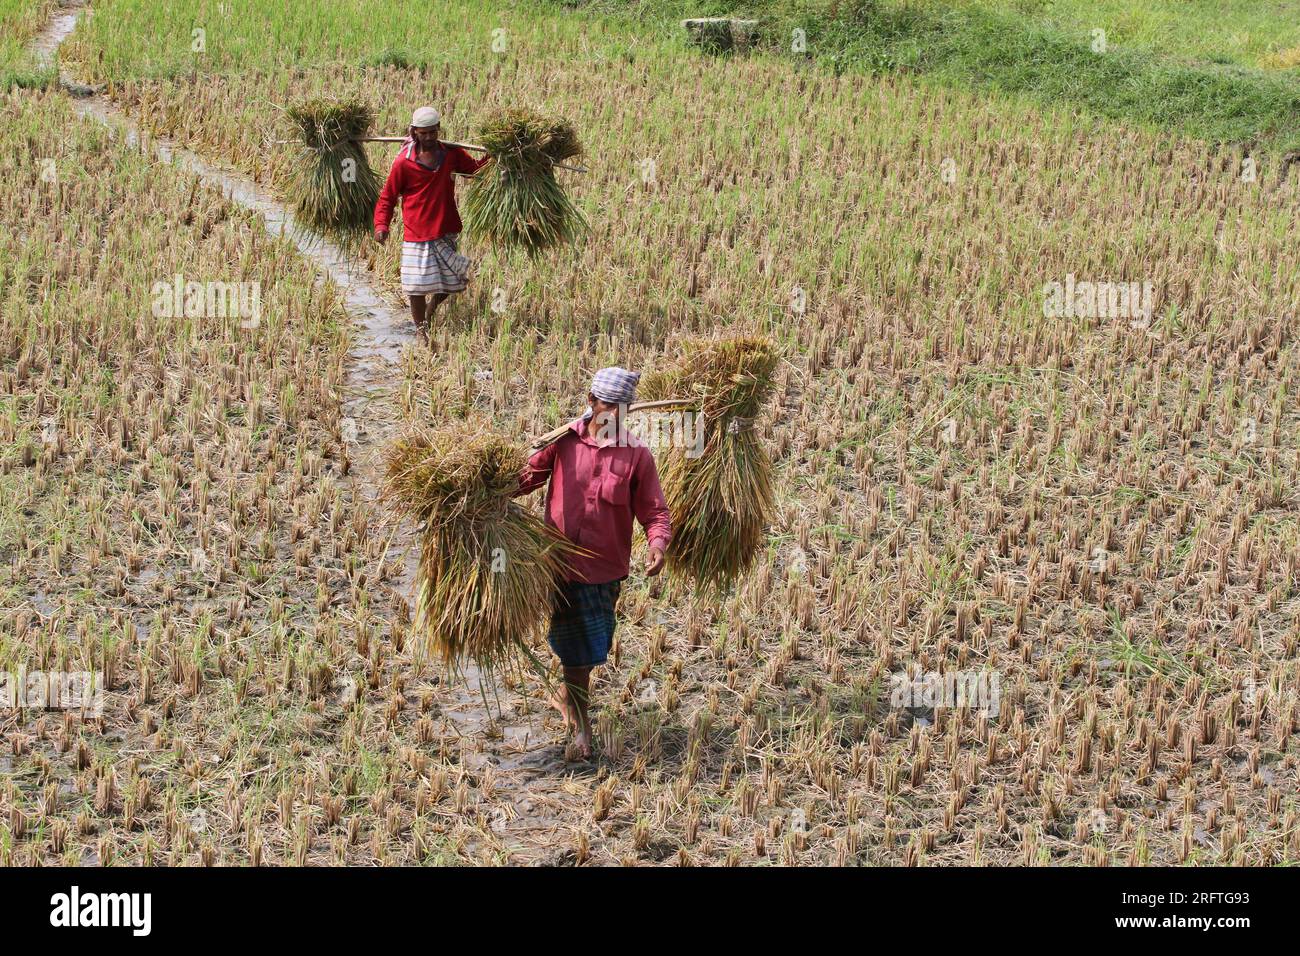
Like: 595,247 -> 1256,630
0,865 -> 1280,942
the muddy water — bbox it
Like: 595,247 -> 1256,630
30,1 -> 580,837
29,4 -> 79,64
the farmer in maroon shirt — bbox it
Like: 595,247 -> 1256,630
374,106 -> 490,345
515,367 -> 672,760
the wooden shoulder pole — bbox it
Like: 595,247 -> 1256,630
527,399 -> 697,450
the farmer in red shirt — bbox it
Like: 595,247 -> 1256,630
515,367 -> 672,759
374,106 -> 489,345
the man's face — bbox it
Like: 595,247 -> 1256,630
411,124 -> 440,148
589,394 -> 623,439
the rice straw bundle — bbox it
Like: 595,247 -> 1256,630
284,99 -> 381,237
382,426 -> 581,674
639,335 -> 779,591
462,107 -> 587,256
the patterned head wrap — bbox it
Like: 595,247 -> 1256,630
590,367 -> 640,404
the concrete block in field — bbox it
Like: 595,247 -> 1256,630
682,17 -> 760,54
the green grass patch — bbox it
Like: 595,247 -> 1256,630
551,0 -> 1300,152
938,0 -> 1300,70
0,0 -> 58,89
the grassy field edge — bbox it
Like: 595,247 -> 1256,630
546,0 -> 1300,155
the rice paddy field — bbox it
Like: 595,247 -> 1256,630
3,0 -> 1300,867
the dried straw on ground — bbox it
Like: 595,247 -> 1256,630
462,107 -> 586,256
284,99 -> 381,237
640,335 -> 779,591
383,426 -> 580,673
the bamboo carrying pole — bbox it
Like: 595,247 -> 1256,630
366,137 -> 588,173
528,399 -> 697,451
273,135 -> 587,173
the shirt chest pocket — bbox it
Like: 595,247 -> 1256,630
599,456 -> 633,506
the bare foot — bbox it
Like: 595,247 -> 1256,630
569,733 -> 590,764
413,322 -> 430,347
564,733 -> 595,764
548,687 -> 576,732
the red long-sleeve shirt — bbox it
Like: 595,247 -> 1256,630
373,141 -> 489,242
515,416 -> 673,585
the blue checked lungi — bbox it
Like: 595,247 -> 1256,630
547,579 -> 623,668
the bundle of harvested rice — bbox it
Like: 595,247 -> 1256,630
284,99 -> 381,237
639,335 -> 779,591
462,107 -> 586,256
383,426 -> 581,674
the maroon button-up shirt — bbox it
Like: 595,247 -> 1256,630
515,415 -> 672,584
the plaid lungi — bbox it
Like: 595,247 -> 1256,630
547,579 -> 623,668
400,234 -> 470,295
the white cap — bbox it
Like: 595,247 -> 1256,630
411,106 -> 441,128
